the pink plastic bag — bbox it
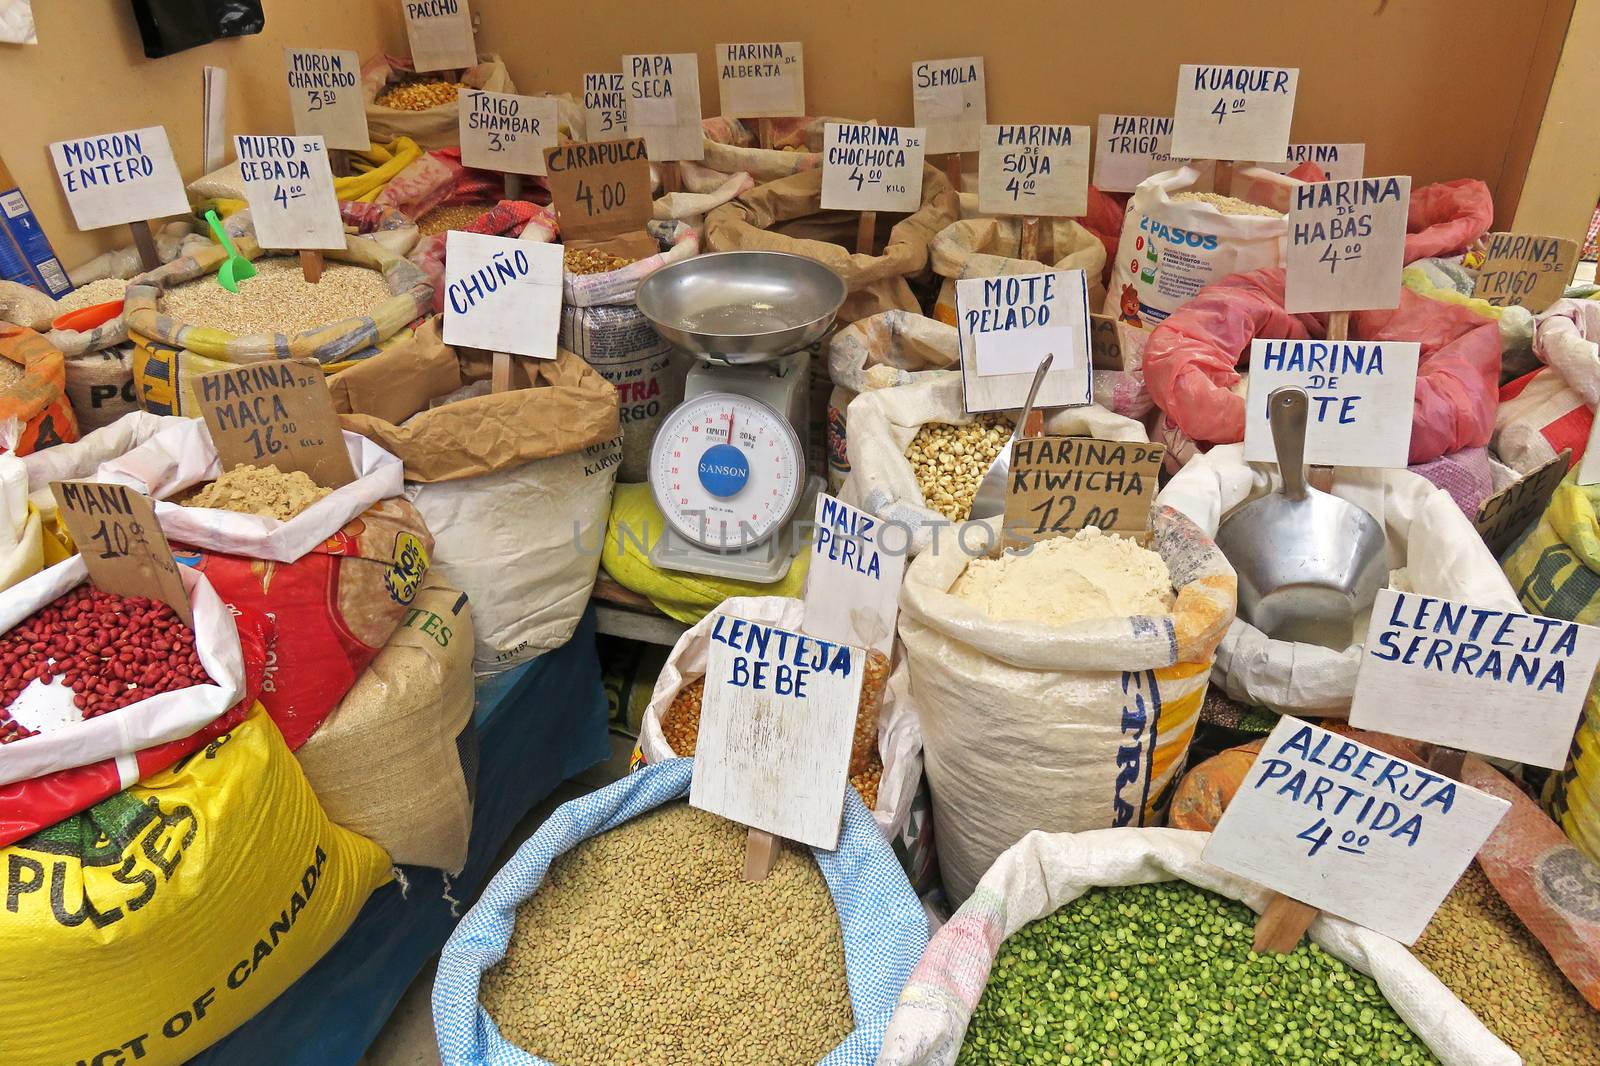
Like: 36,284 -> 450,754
1406,179 -> 1494,263
1142,267 -> 1502,464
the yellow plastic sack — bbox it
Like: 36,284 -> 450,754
602,482 -> 810,624
0,706 -> 390,1066
1503,472 -> 1600,862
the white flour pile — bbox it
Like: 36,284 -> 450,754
951,527 -> 1175,625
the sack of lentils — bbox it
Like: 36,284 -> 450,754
898,509 -> 1235,904
560,221 -> 697,482
331,316 -> 619,674
930,217 -> 1107,326
826,310 -> 962,492
704,165 -> 959,324
1156,443 -> 1518,716
125,233 -> 431,417
93,418 -> 430,748
840,371 -> 1147,557
363,52 -> 516,150
432,756 -> 930,1065
0,325 -> 77,454
879,827 -> 1517,1066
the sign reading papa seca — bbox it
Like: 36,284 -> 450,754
1349,589 -> 1600,769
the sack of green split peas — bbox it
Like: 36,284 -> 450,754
878,827 -> 1517,1066
125,232 -> 430,417
898,508 -> 1236,905
431,757 -> 930,1065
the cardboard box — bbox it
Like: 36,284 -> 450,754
0,156 -> 71,297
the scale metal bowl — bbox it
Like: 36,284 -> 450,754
636,250 -> 847,365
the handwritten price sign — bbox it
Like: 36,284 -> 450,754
233,135 -> 344,251
195,359 -> 358,488
544,138 -> 653,241
978,124 -> 1089,218
284,49 -> 368,150
51,481 -> 193,626
821,123 -> 926,213
1170,64 -> 1298,162
1285,176 -> 1411,314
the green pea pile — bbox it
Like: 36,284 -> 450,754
959,882 -> 1438,1065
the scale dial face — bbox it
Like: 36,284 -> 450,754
650,391 -> 805,551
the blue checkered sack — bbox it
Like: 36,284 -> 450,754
432,757 -> 930,1065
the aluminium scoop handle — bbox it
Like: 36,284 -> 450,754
1012,352 -> 1053,441
1269,386 -> 1310,500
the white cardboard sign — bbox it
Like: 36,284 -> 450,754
716,42 -> 805,118
957,270 -> 1092,412
912,56 -> 986,155
802,494 -> 904,656
821,123 -> 926,213
233,135 -> 345,251
1255,142 -> 1366,182
441,231 -> 563,359
459,90 -> 559,175
1242,339 -> 1419,468
49,126 -> 189,231
624,53 -> 704,162
1285,175 -> 1411,314
978,125 -> 1090,218
690,614 -> 864,850
401,0 -> 475,73
1170,64 -> 1298,162
284,49 -> 369,151
1093,114 -> 1198,194
582,73 -> 629,141
1348,589 -> 1600,770
1204,716 -> 1509,944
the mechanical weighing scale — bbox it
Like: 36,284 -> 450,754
637,251 -> 847,582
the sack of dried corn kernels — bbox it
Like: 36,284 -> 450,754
362,53 -> 516,150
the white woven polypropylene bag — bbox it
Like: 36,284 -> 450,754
637,595 -> 922,844
879,827 -> 1518,1066
1157,443 -> 1520,715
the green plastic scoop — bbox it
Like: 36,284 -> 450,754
204,210 -> 256,294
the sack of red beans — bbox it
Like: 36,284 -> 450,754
0,555 -> 248,788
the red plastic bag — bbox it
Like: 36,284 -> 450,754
0,603 -> 271,847
1143,267 -> 1502,464
1406,179 -> 1494,263
1075,185 -> 1127,287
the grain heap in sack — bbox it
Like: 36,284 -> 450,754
0,276 -> 142,434
362,53 -> 517,149
331,316 -> 621,674
124,233 -> 431,417
898,508 -> 1235,904
431,758 -> 931,1065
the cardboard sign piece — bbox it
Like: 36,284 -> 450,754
716,42 -> 805,118
1003,437 -> 1165,549
1242,339 -> 1419,469
402,0 -> 476,73
51,481 -> 192,627
802,494 -> 903,656
1472,233 -> 1580,313
690,614 -> 864,850
48,126 -> 189,231
543,138 -> 653,242
623,53 -> 704,162
1348,589 -> 1600,770
460,90 -> 559,175
441,231 -> 563,359
1474,450 -> 1570,557
912,56 -> 986,155
284,48 -> 369,150
820,123 -> 926,214
233,135 -> 345,251
1285,176 -> 1412,314
1170,64 -> 1298,162
194,359 -> 357,489
978,125 -> 1090,218
957,270 -> 1092,412
1203,716 -> 1509,944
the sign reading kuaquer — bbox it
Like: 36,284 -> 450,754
1170,64 -> 1298,161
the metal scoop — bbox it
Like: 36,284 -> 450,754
205,209 -> 256,294
1214,386 -> 1388,649
969,353 -> 1053,520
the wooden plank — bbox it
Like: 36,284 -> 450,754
744,828 -> 781,881
1252,893 -> 1320,953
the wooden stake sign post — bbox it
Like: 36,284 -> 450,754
233,135 -> 345,284
1203,716 -> 1510,950
978,124 -> 1090,262
1471,232 -> 1581,313
821,123 -> 925,256
801,493 -> 904,656
912,56 -> 985,193
194,359 -> 358,488
690,614 -> 865,879
48,126 -> 189,272
623,53 -> 704,194
956,269 -> 1093,413
285,47 -> 369,173
1001,438 -> 1165,549
51,481 -> 193,628
458,89 -> 559,201
716,42 -> 805,150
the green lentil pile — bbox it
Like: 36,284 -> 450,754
959,882 -> 1438,1065
480,803 -> 853,1065
1412,865 -> 1600,1065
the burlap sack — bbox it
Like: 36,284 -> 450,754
930,217 -> 1107,324
363,53 -> 516,149
704,166 -> 959,323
